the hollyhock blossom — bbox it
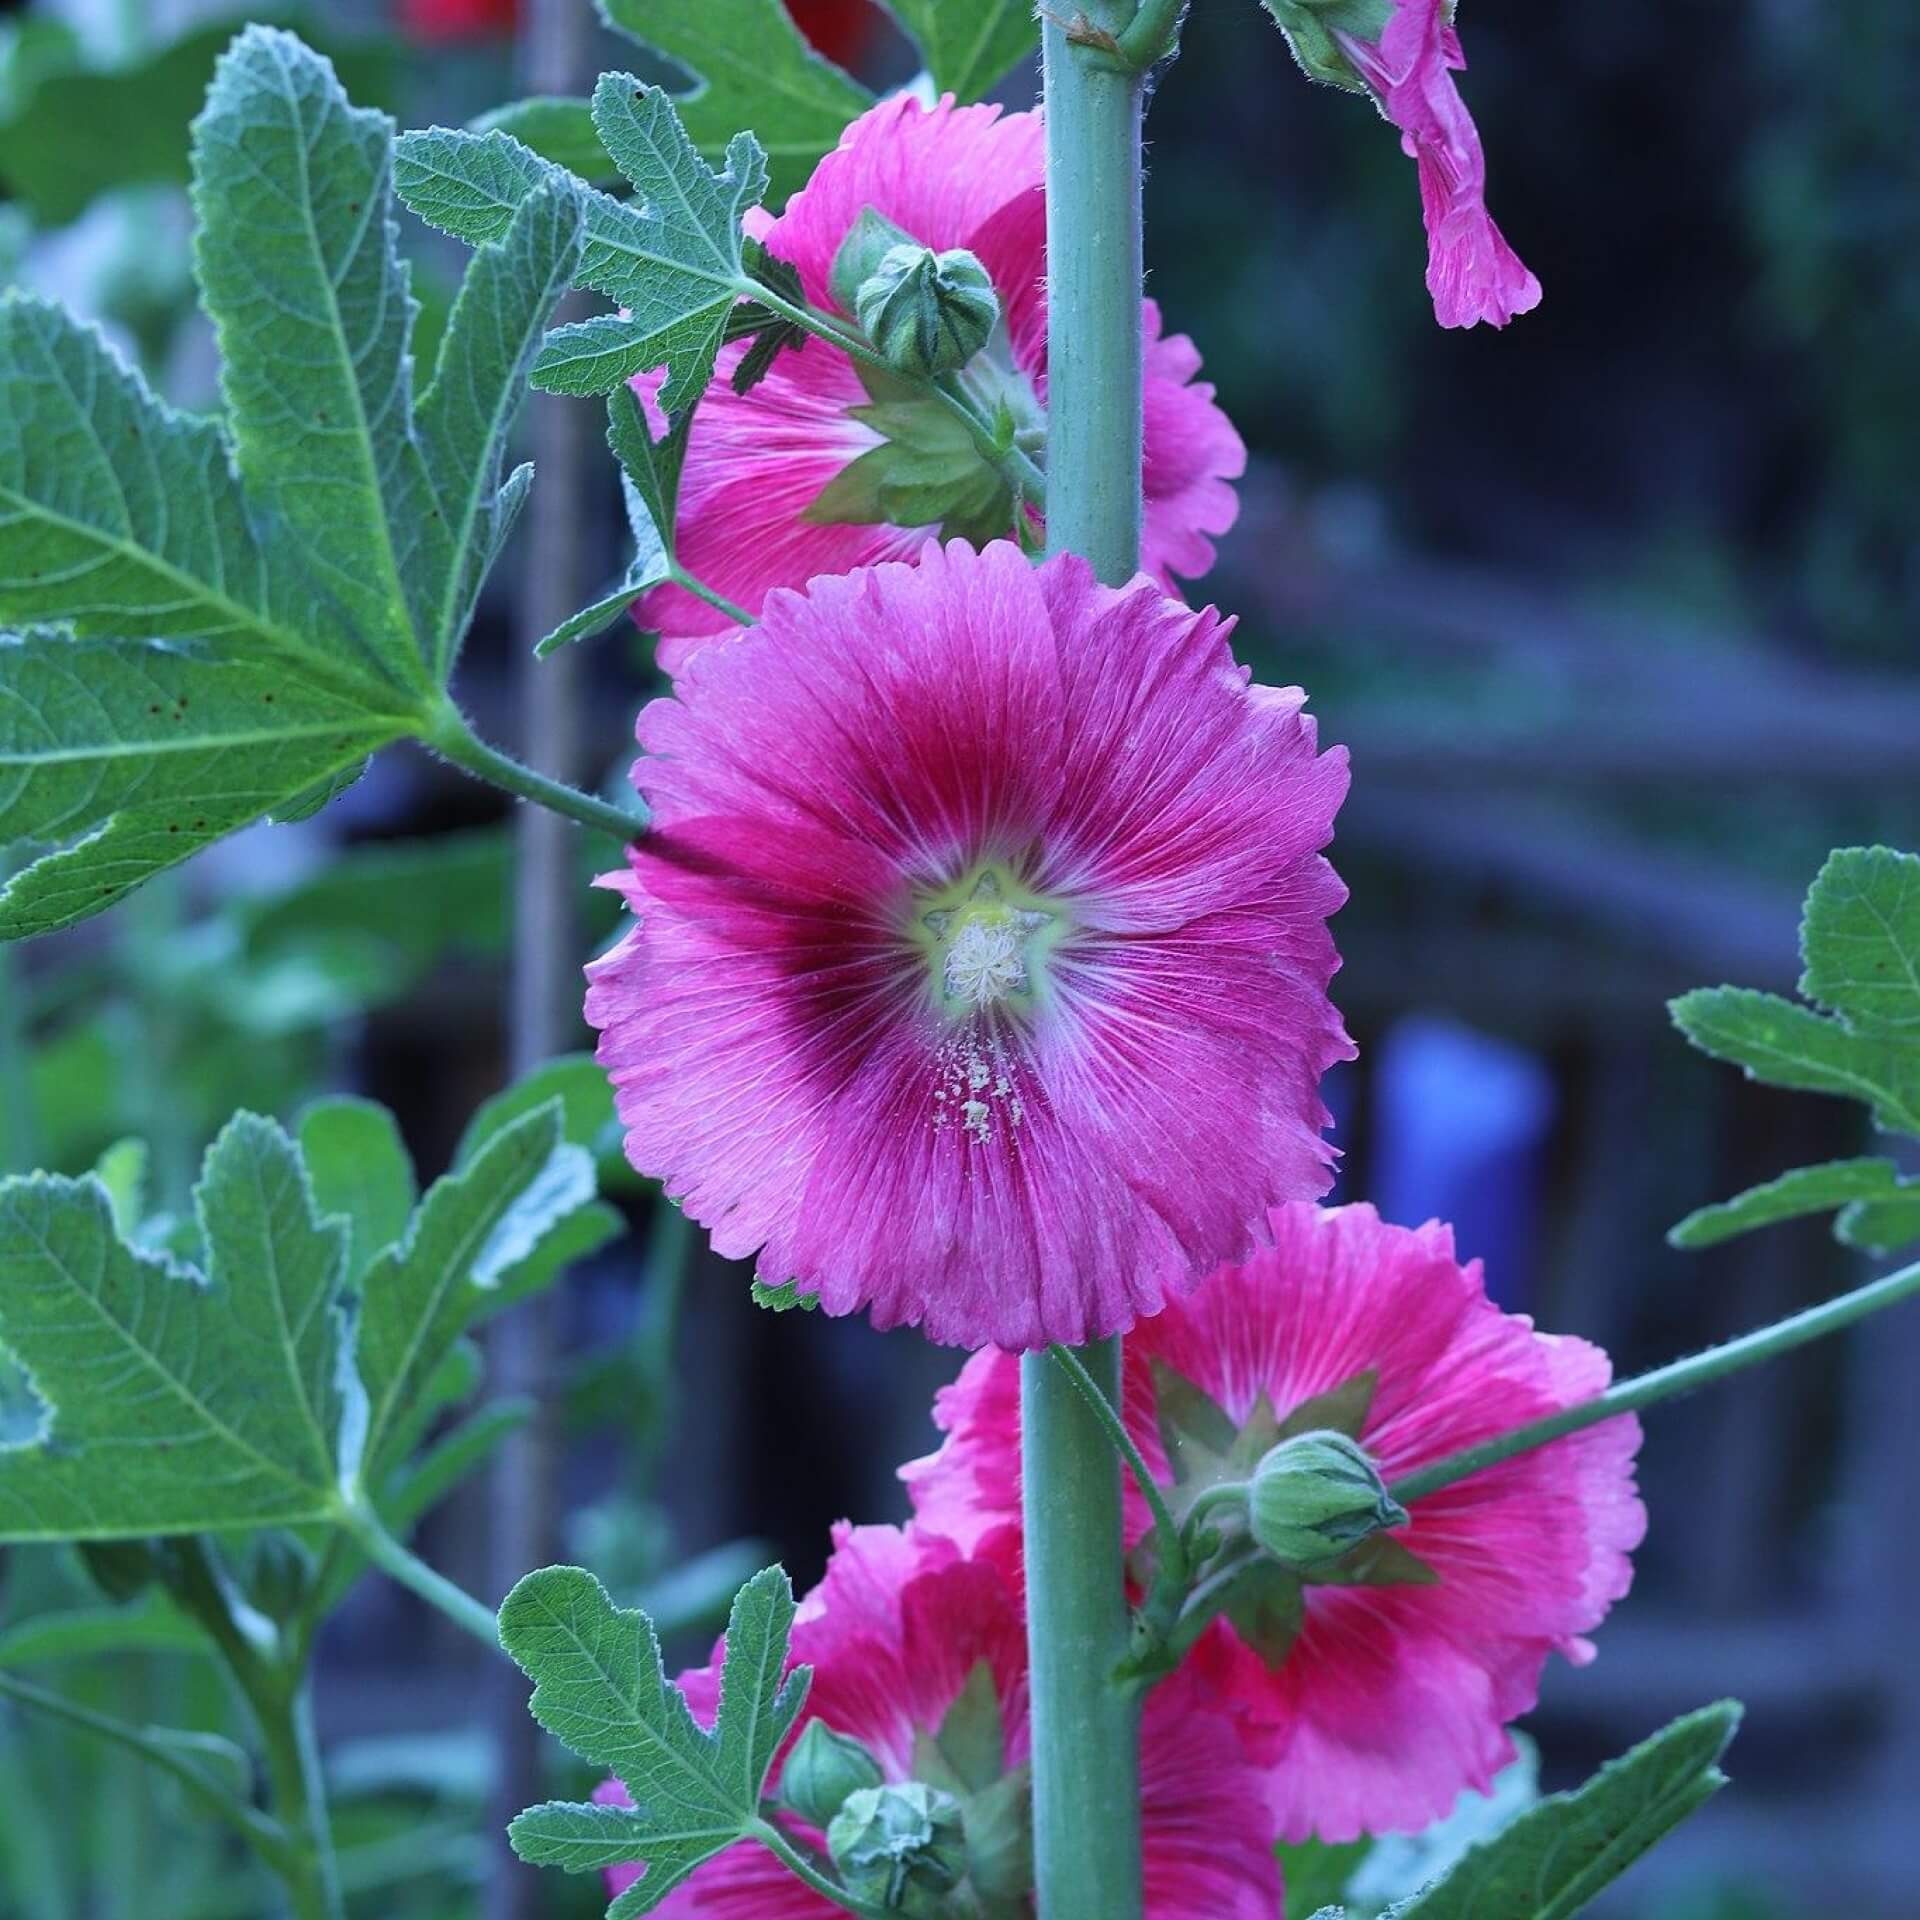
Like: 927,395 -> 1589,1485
595,1524 -> 1282,1917
902,1203 -> 1646,1840
1336,0 -> 1541,329
586,541 -> 1352,1349
634,93 -> 1246,664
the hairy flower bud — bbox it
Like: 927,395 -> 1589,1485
780,1719 -> 886,1829
1249,1428 -> 1407,1570
826,1781 -> 967,1914
855,243 -> 1000,378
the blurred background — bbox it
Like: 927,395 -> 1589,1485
1,0 -> 1916,1916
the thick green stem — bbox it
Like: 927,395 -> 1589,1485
1023,1341 -> 1144,1920
425,699 -> 642,843
1042,13 -> 1145,587
1022,12 -> 1148,1919
257,1682 -> 342,1920
1391,1251 -> 1920,1504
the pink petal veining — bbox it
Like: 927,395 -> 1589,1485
588,541 -> 1352,1351
902,1203 -> 1645,1839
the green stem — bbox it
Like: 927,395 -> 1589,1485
0,1670 -> 292,1872
1391,1252 -> 1920,1505
667,562 -> 756,628
339,1499 -> 503,1651
257,1682 -> 342,1920
425,700 -> 642,842
1023,1340 -> 1144,1920
1022,11 -> 1149,1919
750,1821 -> 890,1918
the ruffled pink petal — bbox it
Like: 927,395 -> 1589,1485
1339,0 -> 1541,329
763,94 -> 1049,307
591,542 -> 1351,1350
902,1202 -> 1644,1836
1140,302 -> 1247,590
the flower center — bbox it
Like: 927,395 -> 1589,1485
916,866 -> 1063,1018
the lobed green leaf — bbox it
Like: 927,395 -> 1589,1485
1670,985 -> 1920,1137
498,1562 -> 810,1915
1669,1156 -> 1920,1252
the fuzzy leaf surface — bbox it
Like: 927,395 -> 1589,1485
500,1563 -> 809,1914
474,95 -> 618,182
1799,846 -> 1920,1037
190,25 -> 439,691
598,0 -> 873,205
0,634 -> 406,938
0,1114 -> 348,1539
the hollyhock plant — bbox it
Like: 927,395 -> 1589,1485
633,93 -> 1247,663
594,1524 -> 1283,1916
1337,0 -> 1543,328
585,540 -> 1352,1350
903,1203 -> 1646,1840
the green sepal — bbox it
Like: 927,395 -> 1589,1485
1257,0 -> 1392,94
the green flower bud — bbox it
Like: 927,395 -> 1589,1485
826,1781 -> 967,1914
1248,1428 -> 1407,1571
780,1720 -> 886,1829
855,244 -> 1001,379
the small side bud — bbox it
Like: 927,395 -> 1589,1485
1248,1429 -> 1407,1571
826,1781 -> 966,1915
780,1720 -> 885,1829
855,244 -> 1001,378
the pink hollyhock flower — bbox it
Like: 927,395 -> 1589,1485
634,93 -> 1246,666
585,540 -> 1352,1350
595,1523 -> 1282,1917
902,1203 -> 1646,1841
1337,0 -> 1542,329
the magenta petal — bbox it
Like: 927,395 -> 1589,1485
1340,0 -> 1541,329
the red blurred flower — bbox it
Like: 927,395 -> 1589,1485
398,0 -> 877,60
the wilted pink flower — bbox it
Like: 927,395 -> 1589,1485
586,541 -> 1351,1349
1337,0 -> 1541,329
635,93 -> 1246,666
903,1203 -> 1645,1840
596,1523 -> 1282,1917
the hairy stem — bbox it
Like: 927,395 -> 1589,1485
1116,0 -> 1190,66
426,699 -> 641,843
341,1500 -> 503,1651
1392,1251 -> 1920,1504
1021,10 -> 1149,1918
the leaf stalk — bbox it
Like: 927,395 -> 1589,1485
425,699 -> 642,843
